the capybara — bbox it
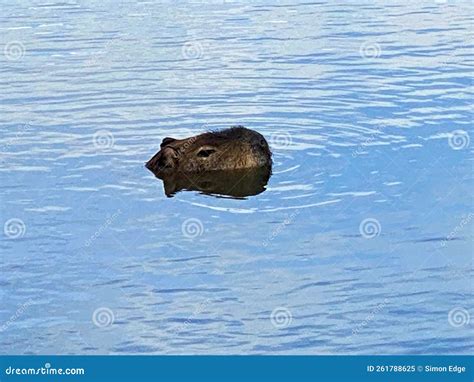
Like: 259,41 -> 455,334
146,126 -> 272,174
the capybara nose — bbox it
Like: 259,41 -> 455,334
146,147 -> 177,172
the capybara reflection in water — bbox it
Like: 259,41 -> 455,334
159,166 -> 271,198
145,126 -> 272,174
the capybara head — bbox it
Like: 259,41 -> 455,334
146,126 -> 272,174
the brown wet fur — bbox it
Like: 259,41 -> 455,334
146,126 -> 272,174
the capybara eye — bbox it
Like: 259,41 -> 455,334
197,149 -> 216,158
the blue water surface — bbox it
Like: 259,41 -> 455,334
0,0 -> 472,354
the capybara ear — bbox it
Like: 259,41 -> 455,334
161,137 -> 176,148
